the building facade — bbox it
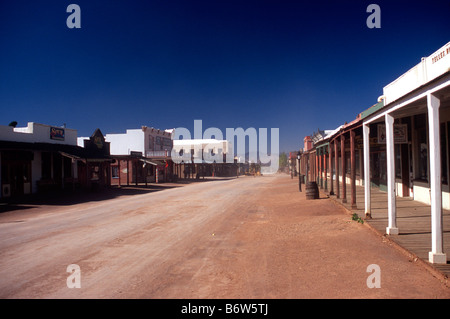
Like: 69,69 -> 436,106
172,139 -> 238,178
299,41 -> 450,264
0,122 -> 111,199
89,126 -> 174,185
361,42 -> 450,264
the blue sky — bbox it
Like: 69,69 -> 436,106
0,0 -> 449,153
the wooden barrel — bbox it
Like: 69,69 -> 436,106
305,181 -> 319,200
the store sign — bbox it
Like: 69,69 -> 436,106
130,151 -> 142,157
377,124 -> 408,144
383,42 -> 450,105
50,127 -> 65,141
428,42 -> 450,76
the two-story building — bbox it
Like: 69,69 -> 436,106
90,126 -> 174,185
171,138 -> 237,178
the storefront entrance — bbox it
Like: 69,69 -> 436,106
370,150 -> 387,191
1,151 -> 32,197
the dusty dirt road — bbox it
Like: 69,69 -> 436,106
0,174 -> 448,299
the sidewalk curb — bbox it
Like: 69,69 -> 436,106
322,190 -> 449,288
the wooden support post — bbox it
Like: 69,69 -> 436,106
118,160 -> 121,187
335,139 -> 340,199
127,159 -> 129,186
324,148 -> 328,191
341,134 -> 347,203
135,160 -> 138,186
350,130 -> 357,209
329,143 -> 334,195
363,124 -> 371,218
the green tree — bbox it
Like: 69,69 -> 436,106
279,152 -> 288,172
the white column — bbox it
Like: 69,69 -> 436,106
385,113 -> 398,235
427,93 -> 447,264
363,124 -> 371,218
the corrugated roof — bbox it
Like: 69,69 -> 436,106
360,100 -> 384,119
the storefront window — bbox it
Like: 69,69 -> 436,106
415,114 -> 428,181
418,129 -> 428,180
148,136 -> 154,151
163,137 -> 172,147
64,157 -> 72,178
395,144 -> 401,178
355,151 -> 360,176
41,152 -> 51,179
1,158 -> 9,184
91,165 -> 99,181
111,166 -> 119,179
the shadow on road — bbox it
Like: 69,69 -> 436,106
174,176 -> 237,185
0,177 -> 240,213
0,186 -> 165,213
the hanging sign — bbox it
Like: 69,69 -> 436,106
377,124 -> 408,144
50,127 -> 65,141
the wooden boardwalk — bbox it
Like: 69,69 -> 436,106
320,182 -> 450,280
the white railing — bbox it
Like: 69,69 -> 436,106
146,150 -> 170,158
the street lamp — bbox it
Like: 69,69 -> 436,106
297,151 -> 302,192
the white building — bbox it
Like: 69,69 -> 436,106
362,41 -> 450,264
78,126 -> 175,185
0,122 -> 79,198
79,126 -> 173,158
172,138 -> 231,164
1,122 -> 77,145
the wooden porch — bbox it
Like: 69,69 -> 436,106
322,182 -> 450,280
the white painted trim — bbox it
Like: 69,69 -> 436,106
363,76 -> 450,126
427,93 -> 446,263
385,114 -> 399,235
363,124 -> 371,216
